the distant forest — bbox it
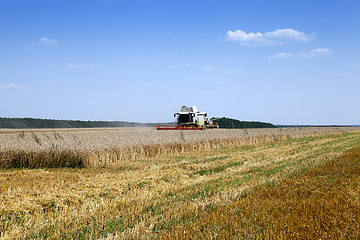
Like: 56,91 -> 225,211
0,117 -> 276,129
0,117 -> 167,129
213,117 -> 276,129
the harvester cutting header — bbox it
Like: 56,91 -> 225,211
157,106 -> 218,130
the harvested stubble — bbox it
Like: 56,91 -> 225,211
1,131 -> 360,239
160,147 -> 360,239
0,127 -> 359,168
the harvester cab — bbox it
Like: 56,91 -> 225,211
174,106 -> 207,127
157,106 -> 219,130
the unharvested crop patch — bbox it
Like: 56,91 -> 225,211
0,127 -> 358,168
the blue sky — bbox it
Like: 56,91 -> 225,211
1,0 -> 360,125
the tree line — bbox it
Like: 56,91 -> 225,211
213,117 -> 275,129
0,117 -> 166,129
0,117 -> 275,129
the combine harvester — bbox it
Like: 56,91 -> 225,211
157,106 -> 219,130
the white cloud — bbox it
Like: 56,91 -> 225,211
166,63 -> 189,69
268,52 -> 293,60
299,48 -> 334,59
38,37 -> 60,46
225,28 -> 314,46
309,48 -> 333,55
0,83 -> 27,89
24,37 -> 60,48
216,81 -> 230,86
269,48 -> 334,60
64,63 -> 100,69
323,72 -> 351,77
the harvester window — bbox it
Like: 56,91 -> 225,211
178,114 -> 192,123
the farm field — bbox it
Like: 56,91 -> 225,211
0,127 -> 359,168
1,127 -> 360,239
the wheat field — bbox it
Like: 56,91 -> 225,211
1,127 -> 360,239
0,127 -> 358,168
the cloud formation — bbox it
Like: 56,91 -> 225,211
216,81 -> 230,86
64,63 -> 100,69
225,28 -> 314,46
24,37 -> 60,48
299,48 -> 334,58
268,52 -> 294,60
323,72 -> 351,77
269,48 -> 334,60
0,83 -> 27,89
38,37 -> 60,46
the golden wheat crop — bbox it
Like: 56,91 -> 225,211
1,129 -> 360,239
0,127 -> 359,168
